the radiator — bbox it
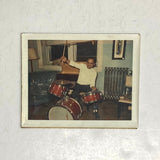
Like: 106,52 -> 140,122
104,67 -> 128,100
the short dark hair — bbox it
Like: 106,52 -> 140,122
87,57 -> 96,63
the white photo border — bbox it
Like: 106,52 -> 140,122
21,33 -> 140,128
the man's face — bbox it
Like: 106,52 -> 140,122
86,59 -> 95,69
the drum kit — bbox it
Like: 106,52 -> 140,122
48,80 -> 103,120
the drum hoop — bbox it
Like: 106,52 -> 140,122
90,99 -> 97,103
85,99 -> 97,104
57,84 -> 63,88
83,91 -> 100,96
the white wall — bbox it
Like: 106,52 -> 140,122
1,0 -> 160,160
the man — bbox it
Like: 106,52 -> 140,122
61,56 -> 97,101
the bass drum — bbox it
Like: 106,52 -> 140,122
48,97 -> 82,120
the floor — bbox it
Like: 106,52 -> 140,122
29,98 -> 131,120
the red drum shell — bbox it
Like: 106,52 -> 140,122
49,83 -> 67,98
82,91 -> 102,104
48,98 -> 82,120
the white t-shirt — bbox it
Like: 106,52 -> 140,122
70,61 -> 97,87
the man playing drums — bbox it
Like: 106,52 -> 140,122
60,56 -> 97,101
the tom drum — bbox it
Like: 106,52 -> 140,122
81,91 -> 103,104
49,83 -> 67,98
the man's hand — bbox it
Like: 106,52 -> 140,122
60,56 -> 67,62
60,56 -> 70,64
91,86 -> 97,92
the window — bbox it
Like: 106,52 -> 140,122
38,40 -> 103,72
50,45 -> 68,61
76,41 -> 97,62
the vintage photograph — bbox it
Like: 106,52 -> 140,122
21,34 -> 140,128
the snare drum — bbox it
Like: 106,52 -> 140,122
81,91 -> 103,104
49,83 -> 67,98
48,97 -> 82,120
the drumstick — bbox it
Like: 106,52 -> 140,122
61,42 -> 66,64
62,44 -> 66,57
62,40 -> 67,57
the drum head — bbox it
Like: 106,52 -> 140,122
48,106 -> 73,120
